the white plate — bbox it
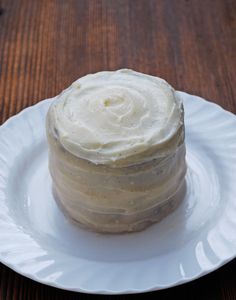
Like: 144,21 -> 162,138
0,92 -> 236,294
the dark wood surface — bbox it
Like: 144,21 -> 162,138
0,0 -> 235,299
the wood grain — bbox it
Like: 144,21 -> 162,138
0,0 -> 235,299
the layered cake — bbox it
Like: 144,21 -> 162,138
46,69 -> 186,233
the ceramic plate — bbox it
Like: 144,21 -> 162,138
0,92 -> 236,294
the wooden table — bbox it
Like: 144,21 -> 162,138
0,0 -> 235,299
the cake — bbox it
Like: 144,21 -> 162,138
46,69 -> 187,233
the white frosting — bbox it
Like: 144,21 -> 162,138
51,69 -> 183,166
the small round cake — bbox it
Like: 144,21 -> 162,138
46,69 -> 186,233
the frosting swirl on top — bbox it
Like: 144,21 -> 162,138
50,69 -> 183,166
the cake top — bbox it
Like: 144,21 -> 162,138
49,69 -> 183,166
